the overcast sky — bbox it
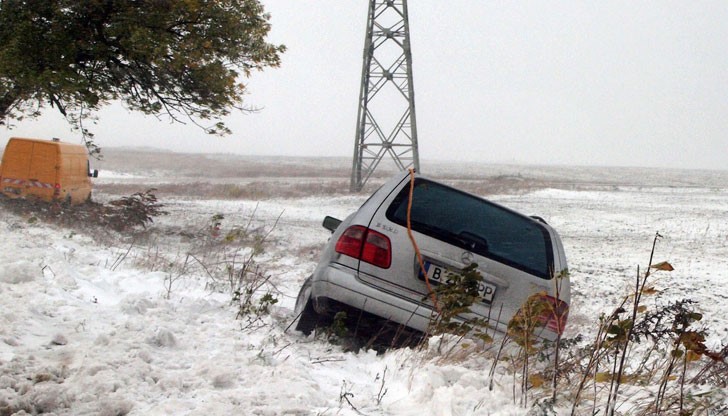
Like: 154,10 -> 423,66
4,1 -> 728,170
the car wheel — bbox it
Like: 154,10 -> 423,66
294,276 -> 322,335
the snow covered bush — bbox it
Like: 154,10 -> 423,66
104,189 -> 167,231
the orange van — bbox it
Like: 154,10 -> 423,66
0,137 -> 98,205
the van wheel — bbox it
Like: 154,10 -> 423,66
294,276 -> 323,335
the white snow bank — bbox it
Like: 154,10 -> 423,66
1,175 -> 727,415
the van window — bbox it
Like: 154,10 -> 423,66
386,179 -> 553,279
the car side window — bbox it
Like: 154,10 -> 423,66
386,179 -> 553,279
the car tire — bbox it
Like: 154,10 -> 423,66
294,276 -> 321,335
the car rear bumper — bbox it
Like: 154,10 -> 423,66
309,263 -> 562,343
310,263 -> 435,333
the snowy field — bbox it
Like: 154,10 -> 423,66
1,150 -> 727,415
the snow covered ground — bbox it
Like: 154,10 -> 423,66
1,154 -> 727,415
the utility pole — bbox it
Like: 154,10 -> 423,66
350,0 -> 419,192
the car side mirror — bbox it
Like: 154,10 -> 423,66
322,216 -> 342,233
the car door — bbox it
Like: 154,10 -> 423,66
29,142 -> 59,201
1,140 -> 34,195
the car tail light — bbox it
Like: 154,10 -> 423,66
335,225 -> 391,269
361,231 -> 391,268
538,294 -> 569,335
335,226 -> 367,258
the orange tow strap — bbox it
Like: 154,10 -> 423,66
406,168 -> 440,313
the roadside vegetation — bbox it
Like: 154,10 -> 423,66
2,182 -> 727,415
321,232 -> 728,415
0,189 -> 165,233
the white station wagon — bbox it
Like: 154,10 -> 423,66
294,171 -> 569,343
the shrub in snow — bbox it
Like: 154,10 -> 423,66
0,399 -> 13,415
0,375 -> 16,392
211,372 -> 235,389
2,337 -> 19,347
0,261 -> 35,284
119,296 -> 155,315
50,334 -> 68,346
137,349 -> 153,364
11,383 -> 73,414
147,328 -> 177,348
97,398 -> 134,416
94,334 -> 110,346
51,270 -> 78,290
104,189 -> 167,231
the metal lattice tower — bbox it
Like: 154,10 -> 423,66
350,0 -> 419,192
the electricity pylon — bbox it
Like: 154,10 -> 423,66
350,0 -> 419,192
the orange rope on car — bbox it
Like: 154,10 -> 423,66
406,168 -> 440,313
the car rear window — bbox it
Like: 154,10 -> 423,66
386,179 -> 553,279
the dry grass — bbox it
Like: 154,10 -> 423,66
97,148 -> 358,179
96,179 -> 353,199
94,149 -> 578,199
96,148 -> 728,201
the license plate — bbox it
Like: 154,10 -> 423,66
419,262 -> 496,303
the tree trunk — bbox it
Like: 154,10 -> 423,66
0,85 -> 22,123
